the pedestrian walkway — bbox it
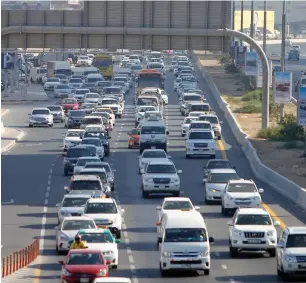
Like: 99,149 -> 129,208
2,90 -> 50,103
1,108 -> 9,116
1,127 -> 25,153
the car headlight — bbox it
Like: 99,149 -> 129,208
285,256 -> 297,263
267,230 -> 275,236
210,143 -> 216,148
96,269 -> 107,276
162,251 -> 172,257
253,196 -> 260,201
103,250 -> 114,255
233,229 -> 244,237
200,251 -> 209,257
60,210 -> 71,217
60,234 -> 69,240
226,195 -> 233,200
144,178 -> 153,182
209,188 -> 217,192
108,177 -> 114,182
170,178 -> 179,183
187,142 -> 193,147
62,268 -> 71,276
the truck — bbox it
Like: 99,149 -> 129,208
30,67 -> 48,83
92,54 -> 113,80
47,61 -> 72,78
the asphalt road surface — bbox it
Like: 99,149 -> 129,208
2,58 -> 306,283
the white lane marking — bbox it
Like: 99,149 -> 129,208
128,255 -> 134,263
130,265 -> 136,273
1,199 -> 14,205
132,277 -> 139,283
215,252 -> 220,257
123,231 -> 128,238
49,169 -> 53,174
126,247 -> 132,254
47,186 -> 51,192
45,191 -> 49,198
221,264 -> 228,270
124,238 -> 130,244
229,280 -> 236,283
122,223 -> 127,230
44,198 -> 48,205
47,180 -> 51,185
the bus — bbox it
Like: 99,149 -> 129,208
135,69 -> 164,95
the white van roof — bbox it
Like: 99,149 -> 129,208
164,211 -> 206,229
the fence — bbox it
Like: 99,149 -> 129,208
1,238 -> 40,278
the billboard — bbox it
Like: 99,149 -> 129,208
245,52 -> 257,76
273,72 -> 292,104
1,1 -> 84,11
298,86 -> 306,126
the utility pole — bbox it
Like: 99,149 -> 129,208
263,0 -> 267,54
280,0 -> 286,120
240,0 -> 244,45
250,0 -> 254,38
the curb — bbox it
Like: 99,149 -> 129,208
1,109 -> 10,116
1,130 -> 25,153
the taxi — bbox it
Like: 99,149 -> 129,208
127,128 -> 140,149
95,107 -> 115,126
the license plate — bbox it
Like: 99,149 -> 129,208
151,146 -> 156,149
299,264 -> 306,269
248,239 -> 261,244
198,149 -> 204,152
184,264 -> 191,268
80,279 -> 89,283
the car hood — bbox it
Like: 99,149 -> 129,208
144,173 -> 178,178
187,139 -> 213,143
285,248 -> 306,256
234,225 -> 275,231
65,137 -> 82,142
86,243 -> 117,251
163,242 -> 209,253
141,158 -> 169,164
65,264 -> 107,274
60,230 -> 80,239
227,192 -> 259,198
84,214 -> 118,222
85,98 -> 100,101
205,183 -> 227,191
31,114 -> 49,118
45,82 -> 59,85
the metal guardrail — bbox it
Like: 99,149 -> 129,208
1,238 -> 40,278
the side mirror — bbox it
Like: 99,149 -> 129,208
28,113 -> 31,116
56,203 -> 61,207
274,221 -> 280,226
258,188 -> 264,193
277,243 -> 284,248
115,239 -> 120,244
203,178 -> 207,183
209,237 -> 214,243
233,166 -> 236,169
58,260 -> 64,265
156,206 -> 161,210
167,155 -> 172,159
54,226 -> 59,230
64,186 -> 68,191
194,206 -> 200,210
156,221 -> 161,226
166,131 -> 169,135
177,170 -> 182,174
108,136 -> 111,139
227,220 -> 233,226
140,169 -> 145,174
120,209 -> 125,214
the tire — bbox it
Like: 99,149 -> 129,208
268,248 -> 276,257
221,205 -> 225,215
112,265 -> 118,269
49,124 -> 54,127
204,269 -> 210,275
173,191 -> 180,197
211,154 -> 216,159
64,169 -> 69,176
229,243 -> 239,258
116,230 -> 121,239
142,190 -> 149,198
181,133 -> 185,137
160,266 -> 168,277
186,154 -> 190,159
223,207 -> 229,216
218,136 -> 221,140
29,124 -> 33,128
61,119 -> 64,123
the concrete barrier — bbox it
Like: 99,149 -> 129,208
194,55 -> 306,211
1,122 -> 4,134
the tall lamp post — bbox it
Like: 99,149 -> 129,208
280,0 -> 287,119
240,0 -> 244,45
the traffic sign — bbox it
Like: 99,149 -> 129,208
1,53 -> 15,69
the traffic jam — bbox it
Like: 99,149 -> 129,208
27,50 -> 306,282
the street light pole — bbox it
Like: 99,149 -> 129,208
240,0 -> 244,45
263,0 -> 267,54
250,0 -> 254,38
280,0 -> 287,120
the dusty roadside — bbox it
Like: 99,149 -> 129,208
198,55 -> 306,188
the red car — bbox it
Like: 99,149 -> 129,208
62,98 -> 79,113
58,249 -> 111,283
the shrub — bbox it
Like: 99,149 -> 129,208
258,126 -> 284,141
234,101 -> 261,114
281,141 -> 304,149
241,89 -> 262,102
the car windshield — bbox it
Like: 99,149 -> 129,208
80,232 -> 114,243
83,118 -> 101,125
98,81 -> 112,87
142,151 -> 167,158
184,95 -> 201,101
32,109 -> 50,115
84,132 -> 107,139
131,65 -> 142,70
102,100 -> 117,105
81,104 -> 95,109
210,173 -> 240,183
84,203 -> 117,214
67,148 -> 91,158
184,118 -> 197,124
139,107 -> 156,112
207,161 -> 231,169
286,234 -> 306,248
104,87 -> 122,94
70,79 -> 82,83
47,78 -> 59,82
146,164 -> 176,174
164,228 -> 207,242
70,111 -> 86,117
76,158 -> 100,167
47,106 -> 61,111
62,220 -> 95,230
62,197 -> 89,207
236,214 -> 272,225
163,201 -> 193,210
86,94 -> 100,98
191,104 -> 209,112
198,116 -> 218,124
57,85 -> 69,89
227,183 -> 257,193
190,123 -> 211,129
71,180 -> 101,191
189,131 -> 213,139
137,98 -> 158,106
113,82 -> 125,86
63,99 -> 76,104
141,126 -> 165,134
67,253 -> 103,265
82,139 -> 101,146
66,131 -> 83,137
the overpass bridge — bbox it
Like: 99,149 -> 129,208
1,1 -> 232,51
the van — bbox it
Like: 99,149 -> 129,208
157,210 -> 214,276
30,67 -> 47,83
86,73 -> 104,83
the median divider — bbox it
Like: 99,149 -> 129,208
193,54 -> 306,212
1,238 -> 40,278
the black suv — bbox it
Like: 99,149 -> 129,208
65,110 -> 86,129
63,145 -> 94,176
83,130 -> 111,156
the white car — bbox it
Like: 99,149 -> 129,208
135,106 -> 157,124
46,105 -> 65,123
84,93 -> 102,104
181,116 -> 198,137
68,78 -> 83,89
76,228 -> 120,268
54,84 -> 72,98
204,169 -> 240,203
93,278 -> 131,283
43,77 -> 60,91
138,149 -> 171,173
63,129 -> 85,151
277,226 -> 306,279
228,207 -> 280,258
83,198 -> 125,239
188,111 -> 207,118
103,104 -> 123,118
221,179 -> 264,216
161,92 -> 168,105
185,129 -> 216,158
187,120 -> 214,138
28,108 -> 53,128
77,55 -> 91,66
174,77 -> 182,91
85,124 -> 105,132
140,160 -> 182,198
56,194 -> 91,223
197,114 -> 222,140
95,108 -> 115,126
81,137 -> 105,160
74,88 -> 90,102
55,216 -> 97,254
73,156 -> 101,175
156,197 -> 200,222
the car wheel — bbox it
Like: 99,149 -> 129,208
49,124 -> 53,127
204,269 -> 210,275
185,154 -> 190,159
211,154 -> 216,159
229,242 -> 239,258
181,133 -> 185,137
64,169 -> 69,176
268,248 -> 276,257
221,205 -> 225,215
116,230 -> 121,239
173,191 -> 180,197
160,264 -> 168,277
29,124 -> 33,128
142,190 -> 149,198
112,265 -> 118,269
61,119 -> 64,123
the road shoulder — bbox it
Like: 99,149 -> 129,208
1,127 -> 25,153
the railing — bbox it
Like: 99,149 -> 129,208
1,238 -> 40,278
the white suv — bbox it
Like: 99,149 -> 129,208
228,207 -> 280,258
277,227 -> 306,279
141,160 -> 182,198
186,129 -> 215,159
181,116 -> 198,137
221,180 -> 264,216
138,149 -> 170,173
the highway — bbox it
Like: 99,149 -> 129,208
2,57 -> 306,283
